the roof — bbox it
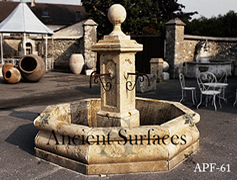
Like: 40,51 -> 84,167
0,2 -> 19,23
0,2 -> 88,26
0,2 -> 53,34
52,20 -> 85,39
52,19 -> 97,39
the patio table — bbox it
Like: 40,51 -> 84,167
204,82 -> 228,102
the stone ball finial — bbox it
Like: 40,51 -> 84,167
108,4 -> 126,26
106,4 -> 129,39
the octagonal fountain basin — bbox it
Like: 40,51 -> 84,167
34,97 -> 200,175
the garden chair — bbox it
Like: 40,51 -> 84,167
217,68 -> 228,102
233,89 -> 237,107
217,68 -> 228,84
196,72 -> 222,111
179,73 -> 197,105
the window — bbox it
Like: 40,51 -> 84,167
42,11 -> 50,18
26,42 -> 32,55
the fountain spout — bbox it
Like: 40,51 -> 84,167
89,71 -> 112,91
126,71 -> 151,91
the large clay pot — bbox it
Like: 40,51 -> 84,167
69,54 -> 84,74
18,54 -> 46,82
3,66 -> 21,84
2,62 -> 14,75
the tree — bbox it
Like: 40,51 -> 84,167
81,0 -> 196,36
184,11 -> 237,37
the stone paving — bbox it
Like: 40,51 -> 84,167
0,71 -> 236,179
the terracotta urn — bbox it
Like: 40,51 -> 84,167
2,62 -> 14,75
18,54 -> 46,82
69,54 -> 84,74
3,66 -> 21,84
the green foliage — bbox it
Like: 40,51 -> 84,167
81,0 -> 196,36
184,11 -> 237,37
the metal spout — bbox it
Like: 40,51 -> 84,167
127,71 -> 151,86
90,71 -> 112,91
126,71 -> 151,91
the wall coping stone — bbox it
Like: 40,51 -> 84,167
184,34 -> 237,42
165,18 -> 186,26
83,19 -> 98,26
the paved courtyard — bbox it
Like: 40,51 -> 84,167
0,71 -> 236,179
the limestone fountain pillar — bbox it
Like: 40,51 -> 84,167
92,4 -> 143,128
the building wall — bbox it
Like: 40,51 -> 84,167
1,37 -> 83,71
49,38 -> 83,71
1,19 -> 98,73
182,36 -> 237,63
165,19 -> 237,78
2,39 -> 20,57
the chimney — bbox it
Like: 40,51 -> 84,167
31,0 -> 35,7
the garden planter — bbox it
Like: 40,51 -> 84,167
3,66 -> 21,84
2,62 -> 14,75
18,54 -> 46,82
69,54 -> 84,74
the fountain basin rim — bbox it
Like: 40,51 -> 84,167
34,97 -> 200,142
33,97 -> 200,174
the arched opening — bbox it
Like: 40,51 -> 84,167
26,42 -> 32,54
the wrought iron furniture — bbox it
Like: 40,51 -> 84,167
203,82 -> 228,103
216,68 -> 228,102
233,89 -> 237,107
197,72 -> 222,111
179,73 -> 197,105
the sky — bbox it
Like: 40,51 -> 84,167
179,0 -> 237,19
15,0 -> 237,19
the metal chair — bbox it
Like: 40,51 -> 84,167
197,72 -> 222,111
179,73 -> 197,105
217,68 -> 228,102
233,89 -> 237,107
217,68 -> 228,83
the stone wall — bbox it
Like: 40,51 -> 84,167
165,18 -> 237,78
49,39 -> 83,71
1,19 -> 98,73
2,37 -> 83,72
182,35 -> 237,63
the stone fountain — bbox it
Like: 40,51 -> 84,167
185,40 -> 232,78
34,4 -> 200,175
195,40 -> 211,63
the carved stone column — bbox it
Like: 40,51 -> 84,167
92,4 -> 143,128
